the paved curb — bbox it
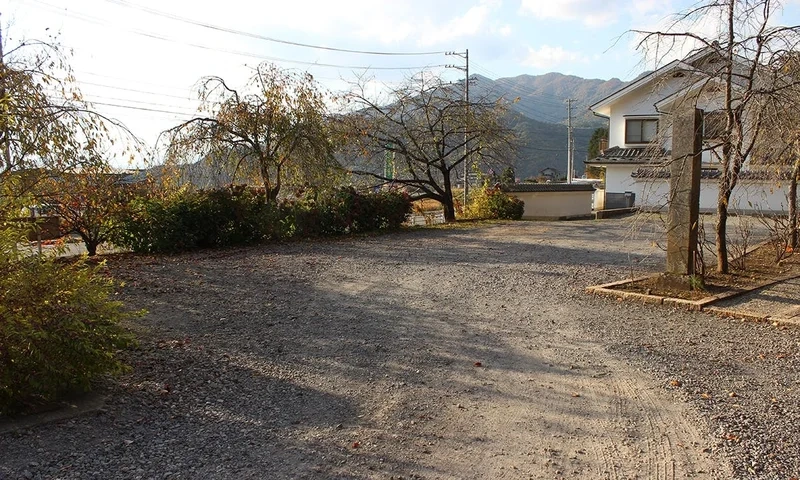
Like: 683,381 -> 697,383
0,393 -> 106,435
703,306 -> 800,326
587,271 -> 800,322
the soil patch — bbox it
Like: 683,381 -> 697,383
608,242 -> 800,301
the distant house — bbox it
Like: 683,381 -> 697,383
539,167 -> 560,182
585,48 -> 790,213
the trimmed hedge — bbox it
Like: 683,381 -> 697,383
111,186 -> 412,253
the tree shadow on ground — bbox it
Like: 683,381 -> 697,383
50,222 -> 698,478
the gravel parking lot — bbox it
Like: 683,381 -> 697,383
2,218 -> 798,479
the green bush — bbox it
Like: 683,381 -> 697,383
112,186 -> 412,252
111,186 -> 280,253
466,184 -> 525,220
283,187 -> 412,237
0,256 -> 138,414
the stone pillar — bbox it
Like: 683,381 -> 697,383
666,108 -> 703,275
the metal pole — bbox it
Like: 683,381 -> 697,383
445,50 -> 470,214
463,49 -> 469,208
566,99 -> 574,184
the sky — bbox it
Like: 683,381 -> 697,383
2,0 -> 800,165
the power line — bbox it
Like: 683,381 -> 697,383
105,0 -> 447,57
472,61 -> 592,104
75,70 -> 196,92
524,146 -> 569,153
82,94 -> 198,112
41,86 -> 198,114
88,100 -> 196,116
79,81 -> 197,101
29,1 -> 447,71
474,70 -> 586,110
469,65 -> 578,124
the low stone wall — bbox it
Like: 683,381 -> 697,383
503,183 -> 595,220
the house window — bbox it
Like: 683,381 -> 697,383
625,118 -> 658,144
703,110 -> 726,140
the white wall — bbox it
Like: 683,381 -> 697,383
634,178 -> 791,213
604,165 -> 639,193
510,191 -> 594,219
607,75 -> 687,149
607,74 -> 730,156
593,188 -> 606,210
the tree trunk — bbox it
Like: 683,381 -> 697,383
84,236 -> 99,256
266,184 -> 280,202
716,182 -> 731,273
716,3 -> 735,275
441,166 -> 455,222
791,163 -> 799,250
260,160 -> 280,203
442,199 -> 456,222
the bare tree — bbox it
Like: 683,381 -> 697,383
338,73 -> 515,222
754,53 -> 800,250
634,0 -> 800,273
163,63 -> 340,202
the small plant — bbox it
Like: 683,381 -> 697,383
753,204 -> 794,263
465,183 -> 524,220
728,211 -> 753,270
688,274 -> 706,291
0,248 -> 138,414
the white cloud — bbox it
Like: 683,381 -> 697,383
626,1 -> 727,69
522,45 -> 589,69
418,1 -> 502,45
519,0 -> 617,27
193,0 -> 504,47
518,0 -> 681,29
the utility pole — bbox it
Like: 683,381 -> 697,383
566,99 -> 575,184
446,49 -> 469,208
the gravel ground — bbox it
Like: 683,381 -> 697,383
1,217 -> 798,479
714,277 -> 800,320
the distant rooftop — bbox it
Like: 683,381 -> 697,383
502,183 -> 595,193
585,146 -> 670,165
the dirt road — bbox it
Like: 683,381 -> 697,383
6,219 -> 797,479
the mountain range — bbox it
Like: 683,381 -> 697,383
472,72 -> 629,180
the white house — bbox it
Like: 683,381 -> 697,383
586,48 -> 791,214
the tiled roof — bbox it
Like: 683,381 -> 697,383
584,146 -> 670,165
631,167 -> 720,179
502,183 -> 596,193
630,167 -> 794,180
